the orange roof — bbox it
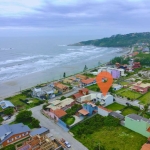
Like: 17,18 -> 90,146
98,106 -> 112,112
80,88 -> 89,93
78,109 -> 89,115
81,78 -> 95,84
75,74 -> 87,80
54,82 -> 68,90
147,127 -> 150,132
73,92 -> 84,99
141,144 -> 150,150
54,109 -> 67,118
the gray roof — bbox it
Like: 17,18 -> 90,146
109,112 -> 124,120
0,100 -> 15,109
127,114 -> 150,124
30,127 -> 49,136
0,123 -> 30,144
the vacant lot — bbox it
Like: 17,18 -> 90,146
86,84 -> 99,92
139,92 -> 150,104
106,102 -> 125,111
117,89 -> 142,100
122,108 -> 138,116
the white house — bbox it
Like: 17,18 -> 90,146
113,84 -> 122,91
98,106 -> 112,116
79,93 -> 114,107
0,100 -> 15,109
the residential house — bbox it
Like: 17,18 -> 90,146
54,82 -> 68,92
81,78 -> 96,87
111,69 -> 120,79
32,84 -> 56,99
75,74 -> 87,81
132,51 -> 139,56
132,62 -> 141,69
63,78 -> 73,84
79,93 -> 114,107
130,81 -> 150,94
0,100 -> 15,109
125,114 -> 150,137
0,123 -> 30,148
78,102 -> 97,117
141,138 -> 150,150
30,127 -> 49,137
142,47 -> 149,53
16,135 -> 62,150
98,106 -> 112,116
72,88 -> 89,101
113,84 -> 123,91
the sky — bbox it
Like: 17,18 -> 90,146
0,0 -> 150,40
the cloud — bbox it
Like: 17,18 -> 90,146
0,0 -> 150,37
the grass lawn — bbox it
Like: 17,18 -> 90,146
118,90 -> 142,100
83,73 -> 96,78
106,102 -> 125,111
115,88 -> 126,94
120,82 -> 129,85
0,107 -> 3,112
122,108 -> 138,116
73,126 -> 146,150
86,84 -> 99,92
139,92 -> 150,104
64,116 -> 75,125
6,94 -> 41,110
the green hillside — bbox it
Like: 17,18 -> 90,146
71,32 -> 150,47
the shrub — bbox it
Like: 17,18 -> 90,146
127,97 -> 130,100
31,118 -> 40,128
16,110 -> 32,122
60,96 -> 66,100
3,108 -> 14,115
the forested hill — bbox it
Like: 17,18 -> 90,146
70,32 -> 150,47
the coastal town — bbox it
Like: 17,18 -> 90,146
1,43 -> 150,150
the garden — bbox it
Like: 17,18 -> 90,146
6,92 -> 44,110
86,84 -> 100,92
106,102 -> 125,111
139,91 -> 150,104
70,114 -> 147,150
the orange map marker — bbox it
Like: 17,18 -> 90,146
96,71 -> 113,96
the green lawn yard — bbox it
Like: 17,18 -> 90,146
122,108 -> 138,116
73,126 -> 146,150
64,116 -> 75,125
86,84 -> 100,92
115,88 -> 126,94
6,94 -> 41,110
139,92 -> 150,104
106,102 -> 125,111
117,90 -> 142,100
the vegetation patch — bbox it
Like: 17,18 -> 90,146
106,102 -> 125,111
139,92 -> 150,104
70,114 -> 146,150
61,116 -> 75,125
86,84 -> 100,92
121,108 -> 138,116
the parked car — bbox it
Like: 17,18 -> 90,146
65,141 -> 71,148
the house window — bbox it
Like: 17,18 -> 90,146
7,138 -> 13,143
15,135 -> 21,139
25,132 -> 28,135
22,133 -> 24,136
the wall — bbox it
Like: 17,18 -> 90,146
98,108 -> 109,116
125,116 -> 150,137
104,95 -> 113,106
2,132 -> 30,147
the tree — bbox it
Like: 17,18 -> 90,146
16,110 -> 32,122
43,104 -> 48,110
60,96 -> 66,100
0,116 -> 3,123
63,72 -> 66,78
1,144 -> 15,150
83,65 -> 88,72
31,118 -> 40,128
109,86 -> 114,93
4,108 -> 14,115
95,101 -> 100,106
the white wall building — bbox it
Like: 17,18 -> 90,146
98,106 -> 112,116
79,93 -> 113,107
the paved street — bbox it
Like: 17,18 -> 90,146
30,105 -> 88,150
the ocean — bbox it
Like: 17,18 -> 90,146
0,37 -> 128,98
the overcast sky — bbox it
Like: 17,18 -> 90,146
0,0 -> 150,40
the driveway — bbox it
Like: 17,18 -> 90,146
30,105 -> 88,150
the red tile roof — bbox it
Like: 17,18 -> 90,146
54,109 -> 67,118
80,88 -> 89,93
141,144 -> 150,150
147,127 -> 150,132
73,93 -> 84,99
54,82 -> 68,90
98,106 -> 112,112
78,109 -> 89,115
81,78 -> 95,84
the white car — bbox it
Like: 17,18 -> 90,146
65,141 -> 71,148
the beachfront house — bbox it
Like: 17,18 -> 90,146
125,114 -> 150,137
54,82 -> 68,93
81,78 -> 96,87
0,100 -> 15,109
0,123 -> 30,148
75,74 -> 87,81
72,88 -> 89,101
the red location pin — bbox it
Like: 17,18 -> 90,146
96,71 -> 113,96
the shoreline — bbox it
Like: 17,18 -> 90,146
0,48 -> 130,99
